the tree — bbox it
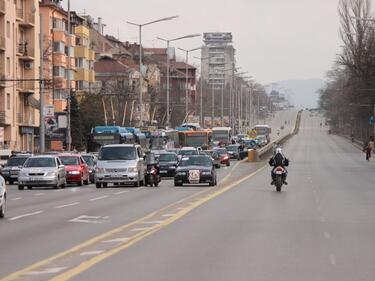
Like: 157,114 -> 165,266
70,94 -> 84,150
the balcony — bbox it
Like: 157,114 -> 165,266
75,25 -> 89,38
17,80 -> 35,94
0,36 -> 5,51
19,13 -> 35,28
17,43 -> 35,61
0,0 -> 5,15
16,8 -> 23,21
74,46 -> 89,58
0,111 -> 7,125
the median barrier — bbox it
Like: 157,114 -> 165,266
247,149 -> 258,162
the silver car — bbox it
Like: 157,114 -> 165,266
18,155 -> 66,190
0,175 -> 6,218
95,144 -> 145,188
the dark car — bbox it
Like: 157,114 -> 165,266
226,144 -> 246,160
1,154 -> 32,184
82,154 -> 97,183
158,152 -> 178,177
174,155 -> 217,187
243,139 -> 259,149
201,150 -> 221,168
213,148 -> 230,166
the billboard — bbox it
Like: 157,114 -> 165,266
45,112 -> 67,142
203,117 -> 212,128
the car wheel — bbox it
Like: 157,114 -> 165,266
96,183 -> 102,189
8,180 -> 14,185
154,182 -> 159,187
226,162 -> 230,167
18,185 -> 24,190
174,180 -> 182,187
27,186 -> 32,190
134,179 -> 140,187
103,183 -> 108,188
216,164 -> 221,169
0,197 -> 5,218
61,179 -> 66,189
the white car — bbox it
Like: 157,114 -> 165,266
0,175 -> 6,218
177,147 -> 199,160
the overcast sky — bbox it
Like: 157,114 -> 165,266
62,0 -> 363,84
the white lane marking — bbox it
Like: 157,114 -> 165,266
80,251 -> 104,256
35,193 -> 45,196
69,215 -> 110,224
9,211 -> 44,221
162,214 -> 176,217
329,254 -> 337,265
114,191 -> 130,195
11,197 -> 22,201
141,220 -> 164,224
55,202 -> 80,209
136,187 -> 146,190
55,189 -> 64,193
131,227 -> 151,232
90,195 -> 109,202
70,188 -> 81,192
102,238 -> 130,243
26,267 -> 67,275
324,232 -> 331,239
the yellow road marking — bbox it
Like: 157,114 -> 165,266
1,164 -> 266,281
50,166 -> 266,281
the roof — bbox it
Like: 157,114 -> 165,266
144,48 -> 167,55
94,56 -> 131,73
172,61 -> 196,70
58,153 -> 81,157
31,155 -> 59,158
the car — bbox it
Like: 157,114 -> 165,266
82,154 -> 97,183
95,144 -> 145,188
243,139 -> 259,149
0,154 -> 32,184
158,152 -> 179,177
213,148 -> 231,166
201,150 -> 221,168
226,144 -> 242,160
256,135 -> 268,146
0,175 -> 6,218
177,147 -> 199,160
18,155 -> 66,190
174,155 -> 217,187
58,154 -> 90,186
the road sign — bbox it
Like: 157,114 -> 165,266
369,116 -> 375,125
44,105 -> 54,117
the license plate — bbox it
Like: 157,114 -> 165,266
189,180 -> 200,184
30,177 -> 44,181
188,170 -> 200,182
160,170 -> 167,174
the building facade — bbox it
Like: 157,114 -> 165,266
0,0 -> 40,152
201,32 -> 235,89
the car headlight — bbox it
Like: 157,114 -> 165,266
202,171 -> 212,176
128,167 -> 138,173
96,167 -> 105,173
177,171 -> 187,176
89,169 -> 93,173
46,171 -> 58,177
69,171 -> 80,175
169,166 -> 177,169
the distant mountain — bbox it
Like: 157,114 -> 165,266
269,79 -> 325,108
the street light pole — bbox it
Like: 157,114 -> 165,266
178,47 -> 200,120
193,55 -> 209,127
157,34 -> 200,127
127,16 -> 178,127
66,0 -> 71,151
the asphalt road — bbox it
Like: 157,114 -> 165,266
5,109 -> 374,281
71,112 -> 374,281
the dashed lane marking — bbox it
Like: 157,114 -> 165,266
35,193 -> 45,196
162,214 -> 176,217
131,227 -> 151,232
26,267 -> 67,276
102,238 -> 130,243
79,251 -> 104,256
9,211 -> 44,221
11,197 -> 22,201
140,221 -> 164,224
55,202 -> 80,209
89,196 -> 109,202
114,191 -> 130,195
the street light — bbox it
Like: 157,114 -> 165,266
126,16 -> 178,126
178,47 -> 201,120
194,55 -> 210,126
157,34 -> 201,127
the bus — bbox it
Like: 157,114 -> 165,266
125,127 -> 149,150
254,125 -> 272,143
150,130 -> 179,150
212,127 -> 232,145
178,130 -> 212,148
87,126 -> 134,153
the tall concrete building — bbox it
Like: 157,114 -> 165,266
0,0 -> 40,152
201,32 -> 235,89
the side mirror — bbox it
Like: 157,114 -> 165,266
59,165 -> 65,169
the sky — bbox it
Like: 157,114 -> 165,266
62,0 -> 351,84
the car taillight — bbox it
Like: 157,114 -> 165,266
276,167 -> 284,172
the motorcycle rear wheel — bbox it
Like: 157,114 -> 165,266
275,177 -> 282,192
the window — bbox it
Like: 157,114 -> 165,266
65,46 -> 73,56
65,69 -> 73,80
6,21 -> 10,38
75,58 -> 88,68
6,93 -> 10,110
53,41 -> 65,53
53,66 -> 65,77
52,18 -> 66,31
53,89 -> 67,100
6,57 -> 10,75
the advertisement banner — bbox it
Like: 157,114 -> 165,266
45,112 -> 67,141
223,116 -> 230,127
186,115 -> 200,124
214,117 -> 221,127
203,117 -> 212,128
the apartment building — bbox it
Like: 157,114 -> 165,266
0,0 -> 40,152
201,32 -> 235,89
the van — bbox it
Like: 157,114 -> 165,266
95,144 -> 145,188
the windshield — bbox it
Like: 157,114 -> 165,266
226,146 -> 239,152
24,158 -> 56,168
6,157 -> 29,167
99,147 -> 137,161
59,156 -> 80,166
184,135 -> 207,148
159,154 -> 177,162
179,156 -> 212,167
178,150 -> 198,156
82,156 -> 95,166
214,148 -> 227,155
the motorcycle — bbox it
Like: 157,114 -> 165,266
273,166 -> 287,192
145,165 -> 161,187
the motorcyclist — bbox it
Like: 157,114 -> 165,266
269,147 -> 289,185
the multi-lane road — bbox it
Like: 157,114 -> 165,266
2,111 -> 375,281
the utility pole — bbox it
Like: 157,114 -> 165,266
39,14 -> 45,153
211,84 -> 215,128
66,0 -> 72,151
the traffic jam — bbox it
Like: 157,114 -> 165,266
0,124 -> 272,219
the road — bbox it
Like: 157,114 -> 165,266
3,111 -> 375,281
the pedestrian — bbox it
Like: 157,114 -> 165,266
364,136 -> 374,161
